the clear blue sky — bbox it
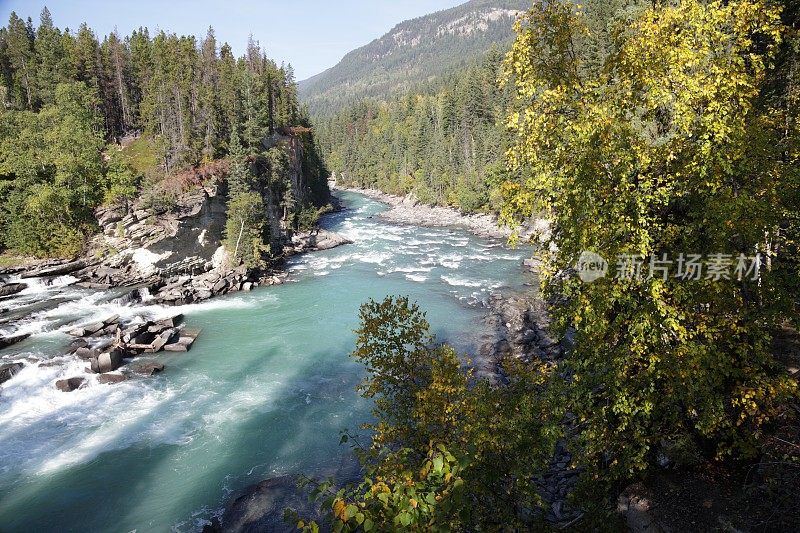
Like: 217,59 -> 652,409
0,0 -> 466,80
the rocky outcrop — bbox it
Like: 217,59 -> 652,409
63,313 -> 197,381
476,292 -> 567,384
149,265 -> 287,305
287,229 -> 352,255
477,289 -> 581,528
81,183 -> 228,289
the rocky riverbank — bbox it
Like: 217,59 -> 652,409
477,287 -> 583,528
333,184 -> 548,241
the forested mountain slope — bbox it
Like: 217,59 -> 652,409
315,50 -> 513,213
298,0 -> 528,116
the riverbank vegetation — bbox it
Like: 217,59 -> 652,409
302,0 -> 800,529
0,8 -> 328,259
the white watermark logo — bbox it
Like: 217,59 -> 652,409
575,251 -> 762,283
576,251 -> 608,283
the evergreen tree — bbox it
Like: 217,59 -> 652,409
33,7 -> 66,107
4,12 -> 36,109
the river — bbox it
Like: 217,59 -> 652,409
0,190 -> 530,532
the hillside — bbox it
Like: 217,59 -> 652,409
298,0 -> 528,115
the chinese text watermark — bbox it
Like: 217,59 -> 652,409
576,252 -> 762,283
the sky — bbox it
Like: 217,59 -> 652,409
0,0 -> 467,81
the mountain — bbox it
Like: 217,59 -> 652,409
298,0 -> 529,115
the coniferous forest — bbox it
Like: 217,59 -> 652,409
316,50 -> 513,212
0,7 -> 327,259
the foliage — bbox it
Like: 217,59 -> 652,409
316,52 -> 513,213
299,296 -> 562,530
104,148 -> 140,204
223,191 -> 268,269
498,0 -> 799,486
0,81 -> 104,256
352,296 -> 471,450
296,205 -> 332,232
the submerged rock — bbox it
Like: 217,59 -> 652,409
98,373 -> 127,385
130,361 -> 165,376
214,476 -> 317,533
0,333 -> 31,349
55,376 -> 85,392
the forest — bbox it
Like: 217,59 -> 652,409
0,8 -> 327,259
297,0 -> 800,530
315,50 -> 513,213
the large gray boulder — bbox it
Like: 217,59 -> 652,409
94,350 -> 123,373
314,230 -> 353,250
0,362 -> 23,384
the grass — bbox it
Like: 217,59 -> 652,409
119,136 -> 160,177
0,253 -> 36,269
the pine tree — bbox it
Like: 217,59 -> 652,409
5,12 -> 36,109
226,128 -> 252,197
33,7 -> 67,106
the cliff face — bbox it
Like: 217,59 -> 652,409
88,182 -> 229,285
77,132 -> 334,303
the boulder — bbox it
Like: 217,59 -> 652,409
132,331 -> 156,346
68,337 -> 88,351
148,329 -> 178,352
98,373 -> 127,385
147,323 -> 169,334
69,320 -> 105,337
95,350 -> 123,373
121,323 -> 149,343
0,282 -> 27,297
131,361 -> 164,376
164,334 -> 197,352
217,476 -> 318,533
212,278 -> 227,293
55,376 -> 85,392
314,230 -> 353,250
0,332 -> 30,349
0,362 -> 24,384
23,259 -> 88,278
156,314 -> 184,328
74,346 -> 99,360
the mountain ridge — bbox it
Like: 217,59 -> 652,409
298,0 -> 529,115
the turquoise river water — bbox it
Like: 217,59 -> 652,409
0,190 -> 529,532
